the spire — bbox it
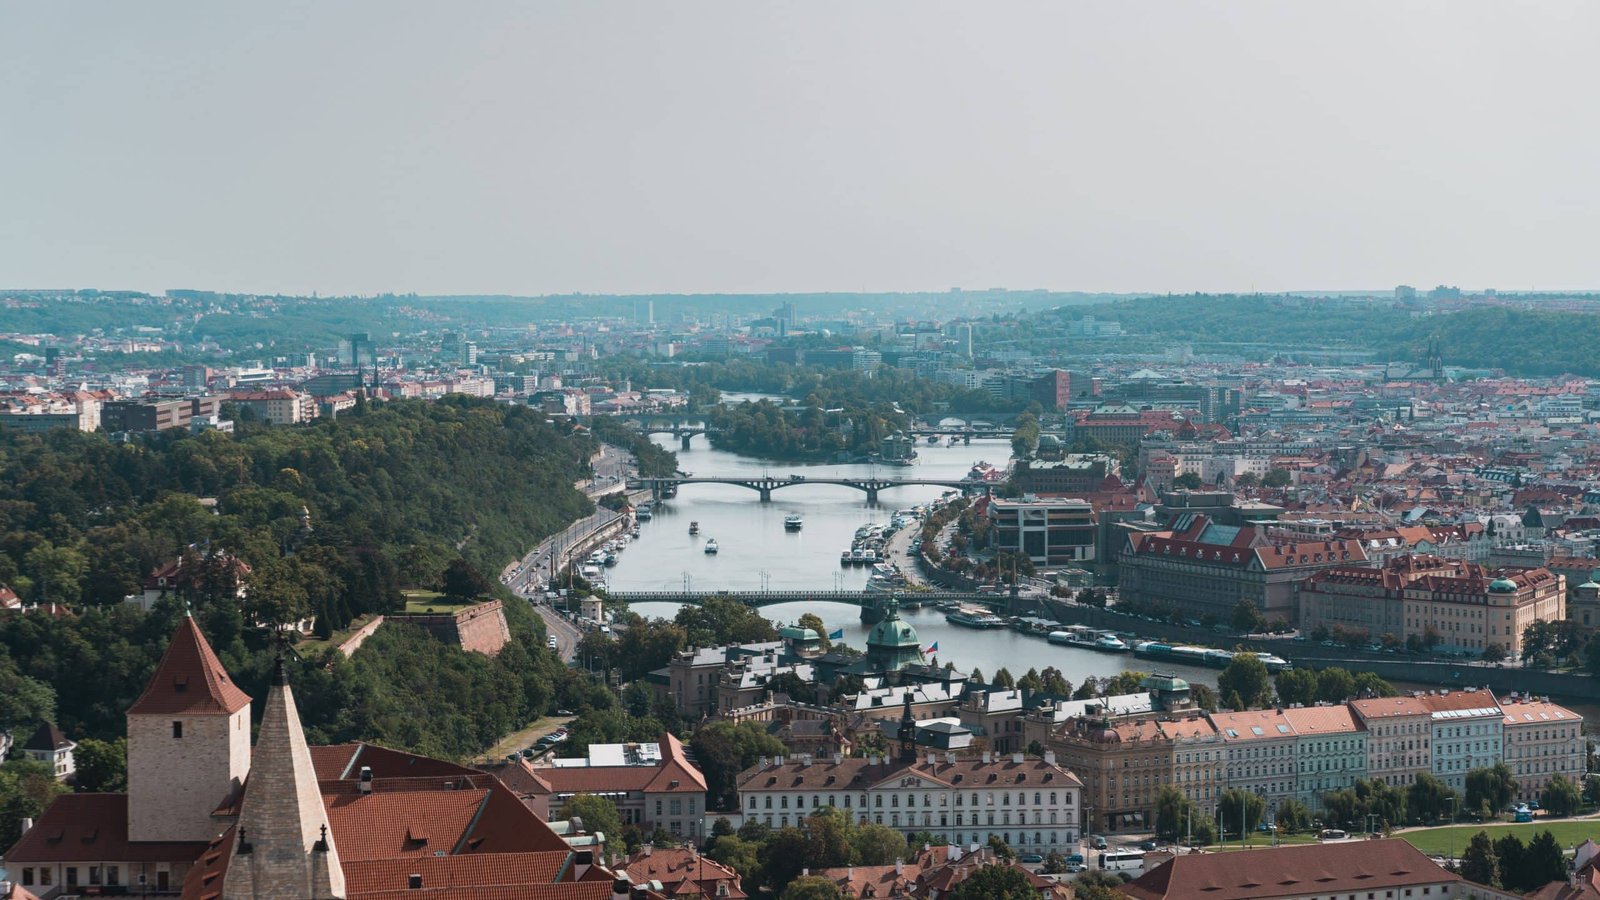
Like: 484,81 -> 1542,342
897,692 -> 917,762
224,664 -> 345,899
129,616 -> 251,717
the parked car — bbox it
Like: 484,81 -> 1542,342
1139,840 -> 1160,850
1020,854 -> 1044,864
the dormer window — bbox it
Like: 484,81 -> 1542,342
172,721 -> 183,739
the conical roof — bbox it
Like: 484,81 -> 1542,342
128,614 -> 251,716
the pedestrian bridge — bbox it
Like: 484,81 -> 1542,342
638,475 -> 985,503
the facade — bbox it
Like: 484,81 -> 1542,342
1350,695 -> 1433,789
1424,689 -> 1504,792
19,722 -> 76,781
101,396 -> 222,433
226,389 -> 317,425
987,496 -> 1097,567
1280,705 -> 1366,806
1156,715 -> 1222,818
1500,695 -> 1586,804
734,752 -> 1083,854
1120,516 -> 1367,622
1299,555 -> 1565,656
864,600 -> 924,673
664,642 -> 784,719
1011,454 -> 1119,495
1211,709 -> 1298,800
814,844 -> 1071,899
1045,716 -> 1172,834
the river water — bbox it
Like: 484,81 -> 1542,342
607,435 -> 1218,689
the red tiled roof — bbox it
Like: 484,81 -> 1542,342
127,616 -> 251,716
4,793 -> 208,864
343,851 -> 572,895
1122,839 -> 1458,900
347,884 -> 616,900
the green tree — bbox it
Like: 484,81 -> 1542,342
0,665 -> 57,735
951,864 -> 1038,900
1522,830 -> 1568,891
442,557 -> 493,601
691,720 -> 786,810
1407,772 -> 1458,824
1231,599 -> 1267,634
1464,763 -> 1517,816
1460,830 -> 1500,888
1103,671 -> 1148,695
1218,788 -> 1265,838
855,823 -> 909,865
801,807 -> 855,870
1262,468 -> 1292,488
1315,667 -> 1358,703
24,541 -> 88,603
1352,671 -> 1397,698
1274,797 -> 1313,834
1494,833 -> 1527,891
1541,773 -> 1581,817
1153,786 -> 1189,842
708,834 -> 763,885
0,758 -> 68,849
798,613 -> 831,650
244,558 -> 310,629
992,667 -> 1016,689
72,737 -> 127,792
1172,472 -> 1204,490
780,876 -> 845,900
1073,869 -> 1131,900
1274,668 -> 1318,706
986,833 -> 1014,859
1481,643 -> 1507,664
1217,653 -> 1271,709
557,793 -> 623,842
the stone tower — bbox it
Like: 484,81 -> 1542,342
222,656 -> 345,899
127,613 -> 253,843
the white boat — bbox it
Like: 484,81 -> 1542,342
704,538 -> 719,554
784,514 -> 804,531
1092,634 -> 1130,653
689,521 -> 700,535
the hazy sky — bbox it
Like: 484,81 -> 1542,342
3,2 -> 1597,296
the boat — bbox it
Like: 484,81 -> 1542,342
946,610 -> 1006,629
927,435 -> 941,444
1169,646 -> 1212,666
841,550 -> 853,566
689,521 -> 700,535
849,548 -> 866,564
704,538 -> 719,554
784,514 -> 804,531
862,549 -> 877,563
1251,652 -> 1293,672
1134,641 -> 1177,662
1046,625 -> 1098,648
1203,649 -> 1235,669
1092,634 -> 1130,653
636,503 -> 654,520
603,552 -> 619,567
579,565 -> 602,581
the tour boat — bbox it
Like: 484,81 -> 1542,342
704,538 -> 719,554
946,609 -> 1006,629
689,521 -> 700,535
784,514 -> 804,531
1048,626 -> 1097,648
1092,634 -> 1130,653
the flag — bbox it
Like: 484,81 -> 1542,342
828,628 -> 845,641
924,641 -> 939,653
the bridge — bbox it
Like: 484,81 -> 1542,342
606,589 -> 1006,622
638,475 -> 986,504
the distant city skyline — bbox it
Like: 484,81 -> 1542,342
3,2 -> 1597,296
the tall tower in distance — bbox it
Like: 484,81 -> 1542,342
126,614 -> 253,842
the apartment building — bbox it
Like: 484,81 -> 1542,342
988,496 -> 1097,567
1280,705 -> 1366,806
1212,709 -> 1298,799
1046,716 -> 1172,834
1425,689 -> 1504,793
1500,695 -> 1586,804
1156,715 -> 1222,817
1350,695 -> 1433,789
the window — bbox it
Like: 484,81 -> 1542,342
20,869 -> 31,886
173,720 -> 183,738
750,796 -> 757,809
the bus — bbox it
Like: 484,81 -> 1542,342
1098,849 -> 1146,872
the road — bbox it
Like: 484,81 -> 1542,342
535,603 -> 584,663
502,443 -> 641,595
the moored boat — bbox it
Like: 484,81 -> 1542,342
704,538 -> 719,554
946,610 -> 1006,629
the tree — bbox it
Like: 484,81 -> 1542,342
1074,870 -> 1132,900
1274,668 -> 1319,706
1217,653 -> 1271,709
1154,786 -> 1189,842
1173,472 -> 1204,490
441,557 -> 493,601
1522,830 -> 1568,891
800,807 -> 856,871
1584,773 -> 1600,807
1235,472 -> 1259,488
73,737 -> 127,792
0,758 -> 68,849
1460,830 -> 1500,888
1274,797 -> 1313,834
780,876 -> 846,900
969,667 -> 985,685
1408,772 -> 1458,824
0,665 -> 57,735
1481,643 -> 1507,664
244,558 -> 311,628
992,667 -> 1016,689
1352,671 -> 1397,698
855,823 -> 909,865
1231,599 -> 1267,634
1464,763 -> 1517,816
798,613 -> 831,650
692,720 -> 786,810
1218,788 -> 1265,838
1103,671 -> 1148,695
558,793 -> 623,843
1494,833 -> 1527,891
1541,773 -> 1581,817
1262,468 -> 1292,488
986,833 -> 1014,859
951,864 -> 1038,900
1016,667 -> 1044,693
1189,683 -> 1218,712
1315,667 -> 1358,704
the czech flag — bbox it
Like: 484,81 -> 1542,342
828,628 -> 845,640
924,641 -> 939,653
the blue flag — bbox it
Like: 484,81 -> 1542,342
828,628 -> 845,641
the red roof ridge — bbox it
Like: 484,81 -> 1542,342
128,615 -> 251,716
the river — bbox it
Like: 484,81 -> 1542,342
607,434 -> 1219,689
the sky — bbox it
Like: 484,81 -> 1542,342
2,2 -> 1598,297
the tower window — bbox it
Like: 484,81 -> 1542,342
172,721 -> 183,739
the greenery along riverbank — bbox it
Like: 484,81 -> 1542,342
0,398 -> 609,758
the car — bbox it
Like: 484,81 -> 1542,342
556,709 -> 574,716
1138,840 -> 1159,851
549,732 -> 568,742
547,636 -> 559,649
1066,863 -> 1087,874
1321,640 -> 1339,647
521,748 -> 537,758
1020,854 -> 1044,864
1090,836 -> 1108,850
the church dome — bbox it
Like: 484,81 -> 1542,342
867,607 -> 920,650
1488,576 -> 1518,594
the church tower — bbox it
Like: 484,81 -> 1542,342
222,656 -> 345,899
127,613 -> 253,843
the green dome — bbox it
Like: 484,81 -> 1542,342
780,625 -> 821,642
867,608 -> 921,650
1488,577 -> 1518,594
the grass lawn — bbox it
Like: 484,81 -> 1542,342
484,714 -> 577,761
1400,820 -> 1600,857
294,613 -> 380,654
1204,833 -> 1321,850
400,589 -> 479,615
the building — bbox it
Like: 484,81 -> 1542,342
485,733 -> 711,841
1212,708 -> 1298,800
1280,705 -> 1366,806
864,600 -> 925,673
1298,555 -> 1565,656
1045,714 -> 1172,834
1500,695 -> 1585,804
663,642 -> 785,719
19,722 -> 76,781
1121,839 -> 1461,900
101,396 -> 222,433
1350,695 -> 1433,789
813,843 -> 1070,899
1071,406 -> 1185,447
1423,688 -> 1504,792
1010,454 -> 1119,494
734,752 -> 1083,854
987,496 -> 1097,567
227,389 -> 317,425
133,551 -> 252,613
623,845 -> 742,899
1155,714 -> 1222,819
1119,515 -> 1367,622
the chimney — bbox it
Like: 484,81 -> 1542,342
1043,751 -> 1056,765
643,843 -> 653,856
945,752 -> 956,765
982,751 -> 991,763
847,866 -> 853,881
612,875 -> 632,900
1011,752 -> 1024,764
359,766 -> 373,794
895,859 -> 904,876
949,844 -> 962,862
575,850 -> 594,881
802,868 -> 810,877
408,874 -> 422,890
927,752 -> 937,766
20,817 -> 34,835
